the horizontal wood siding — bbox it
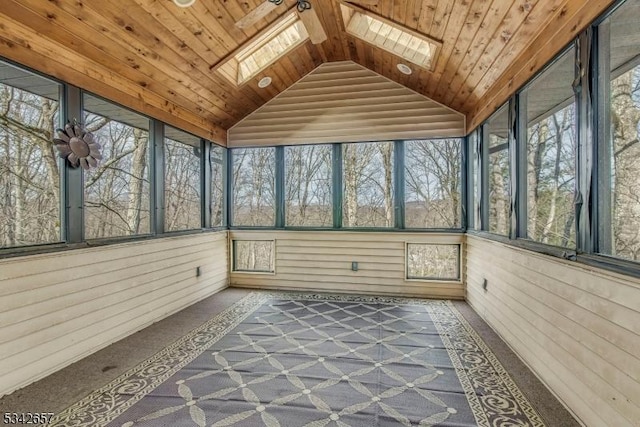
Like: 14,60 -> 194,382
0,232 -> 229,397
229,230 -> 465,298
465,235 -> 640,427
228,61 -> 465,147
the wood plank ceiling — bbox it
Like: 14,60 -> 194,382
0,0 -> 614,144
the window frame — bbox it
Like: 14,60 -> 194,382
404,242 -> 462,283
231,239 -> 276,274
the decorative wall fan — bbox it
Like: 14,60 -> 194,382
53,119 -> 102,170
235,0 -> 377,44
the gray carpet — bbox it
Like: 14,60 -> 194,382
48,292 -> 546,427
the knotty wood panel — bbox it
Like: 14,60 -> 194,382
229,230 -> 465,298
465,235 -> 640,426
0,232 -> 229,397
229,61 -> 465,146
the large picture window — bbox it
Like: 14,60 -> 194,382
210,144 -> 225,227
285,144 -> 332,227
0,62 -> 61,247
523,47 -> 576,248
487,106 -> 510,236
343,141 -> 394,228
232,147 -> 275,227
164,126 -> 201,232
83,94 -> 150,239
603,0 -> 640,262
405,139 -> 462,228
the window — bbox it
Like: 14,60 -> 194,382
83,94 -> 150,239
602,0 -> 640,261
285,144 -> 332,227
232,147 -> 275,227
233,240 -> 274,273
343,141 -> 394,228
0,62 -> 61,247
164,126 -> 201,232
340,4 -> 440,70
405,139 -> 462,228
210,144 -> 225,227
406,243 -> 460,281
523,47 -> 576,248
487,105 -> 510,235
217,11 -> 309,86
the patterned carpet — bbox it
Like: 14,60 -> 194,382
50,292 -> 544,427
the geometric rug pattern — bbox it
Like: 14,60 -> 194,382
49,292 -> 545,427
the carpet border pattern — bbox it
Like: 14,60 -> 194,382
49,292 -> 545,427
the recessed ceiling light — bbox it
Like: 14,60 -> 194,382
258,76 -> 272,88
173,0 -> 196,7
397,63 -> 412,75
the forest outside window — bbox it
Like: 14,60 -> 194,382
285,144 -> 332,227
406,243 -> 460,281
210,144 -> 224,227
83,94 -> 151,239
0,62 -> 61,248
487,106 -> 510,236
523,47 -> 576,248
232,147 -> 276,227
164,126 -> 202,232
405,139 -> 462,229
601,0 -> 640,262
233,240 -> 275,273
343,141 -> 394,228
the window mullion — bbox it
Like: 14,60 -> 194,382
63,84 -> 84,243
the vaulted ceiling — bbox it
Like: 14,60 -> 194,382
0,0 -> 614,144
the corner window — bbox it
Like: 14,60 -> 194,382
523,47 -> 576,248
487,106 -> 510,236
164,126 -> 202,232
83,94 -> 151,239
405,139 -> 462,228
0,62 -> 61,247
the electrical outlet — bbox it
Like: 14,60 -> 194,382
482,278 -> 488,291
196,266 -> 201,277
351,262 -> 358,271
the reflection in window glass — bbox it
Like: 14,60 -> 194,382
164,126 -> 201,231
232,147 -> 275,226
343,141 -> 394,227
210,144 -> 224,227
83,94 -> 150,239
233,240 -> 274,272
405,139 -> 461,228
487,106 -> 510,235
285,144 -> 332,227
0,63 -> 61,247
406,244 -> 459,280
607,0 -> 640,261
525,48 -> 576,248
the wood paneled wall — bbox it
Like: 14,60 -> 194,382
465,235 -> 640,426
0,232 -> 229,397
229,230 -> 465,299
228,61 -> 465,147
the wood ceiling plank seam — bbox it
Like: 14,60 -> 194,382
85,0 -> 255,121
0,31 -> 226,143
8,0 -> 240,125
327,0 -> 354,61
392,0 -> 405,25
0,1 -> 238,128
450,0 -> 543,111
432,0 -> 495,102
308,40 -> 328,63
468,0 -> 573,109
427,0 -> 455,40
403,0 -> 418,29
466,0 -> 617,130
416,0 -> 439,36
445,0 -> 513,105
427,0 -> 478,96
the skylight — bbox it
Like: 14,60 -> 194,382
340,4 -> 441,71
217,11 -> 309,86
